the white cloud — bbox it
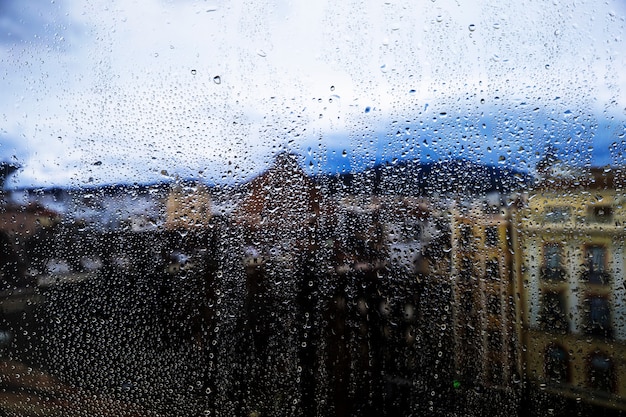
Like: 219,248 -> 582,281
1,0 -> 625,187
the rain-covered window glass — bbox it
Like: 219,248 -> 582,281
541,243 -> 565,281
588,353 -> 616,394
484,258 -> 500,281
544,206 -> 571,223
583,245 -> 610,284
545,344 -> 570,384
2,0 -> 626,416
540,291 -> 568,333
588,205 -> 613,223
484,226 -> 499,247
584,296 -> 613,338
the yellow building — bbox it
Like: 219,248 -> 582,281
164,181 -> 212,230
449,198 -> 518,395
513,167 -> 626,410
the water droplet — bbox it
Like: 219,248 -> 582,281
468,24 -> 476,32
365,106 -> 371,113
191,69 -> 197,75
493,22 -> 500,29
330,85 -> 335,91
342,150 -> 347,157
256,49 -> 267,57
213,75 -> 221,84
436,15 -> 443,23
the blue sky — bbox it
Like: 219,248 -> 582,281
1,0 -> 625,188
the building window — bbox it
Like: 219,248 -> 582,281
584,296 -> 612,338
459,257 -> 475,282
588,205 -> 613,223
459,224 -> 473,249
588,353 -> 615,393
582,245 -> 610,284
484,259 -> 500,281
545,345 -> 569,384
487,294 -> 501,316
544,206 -> 570,223
484,226 -> 499,247
540,243 -> 565,281
539,292 -> 568,333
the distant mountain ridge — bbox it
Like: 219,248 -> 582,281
319,158 -> 532,196
6,158 -> 531,205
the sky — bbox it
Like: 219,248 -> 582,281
1,0 -> 625,188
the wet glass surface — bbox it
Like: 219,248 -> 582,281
1,1 -> 626,416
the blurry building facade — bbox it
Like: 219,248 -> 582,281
7,152 -> 626,415
165,181 -> 213,230
513,167 -> 626,411
450,198 -> 518,395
